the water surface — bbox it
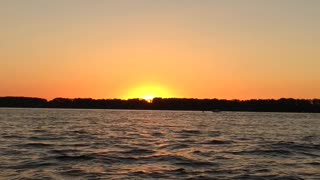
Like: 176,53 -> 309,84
0,108 -> 319,179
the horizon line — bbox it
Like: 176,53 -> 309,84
1,96 -> 319,101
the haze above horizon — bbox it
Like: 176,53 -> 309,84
1,0 -> 319,100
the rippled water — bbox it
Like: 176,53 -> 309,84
0,108 -> 320,179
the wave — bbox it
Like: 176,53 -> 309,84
1,109 -> 320,179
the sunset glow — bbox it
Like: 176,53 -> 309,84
0,1 -> 319,100
1,1 -> 320,179
124,85 -> 174,100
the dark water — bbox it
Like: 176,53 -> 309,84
0,108 -> 320,179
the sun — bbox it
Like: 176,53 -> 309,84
142,95 -> 155,102
124,84 -> 174,101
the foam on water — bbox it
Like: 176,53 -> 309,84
0,108 -> 319,179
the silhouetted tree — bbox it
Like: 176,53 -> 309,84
0,97 -> 47,108
0,97 -> 319,113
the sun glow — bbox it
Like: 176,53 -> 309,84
124,84 -> 174,100
142,95 -> 155,102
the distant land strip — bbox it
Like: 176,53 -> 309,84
1,97 -> 320,113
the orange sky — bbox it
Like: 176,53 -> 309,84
1,1 -> 320,100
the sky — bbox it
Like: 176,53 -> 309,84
1,0 -> 319,100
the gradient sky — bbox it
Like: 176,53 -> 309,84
1,0 -> 319,100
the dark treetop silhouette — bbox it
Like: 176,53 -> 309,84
0,97 -> 319,113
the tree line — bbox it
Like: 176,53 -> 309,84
0,96 -> 319,113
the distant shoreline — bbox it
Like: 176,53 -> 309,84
1,107 -> 320,114
1,97 -> 319,113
